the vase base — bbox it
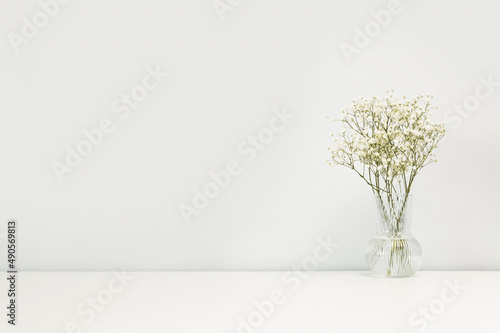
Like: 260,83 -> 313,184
365,236 -> 422,277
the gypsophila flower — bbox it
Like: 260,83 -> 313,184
327,90 -> 445,196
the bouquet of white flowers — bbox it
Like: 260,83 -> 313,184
328,90 -> 446,276
328,90 -> 445,197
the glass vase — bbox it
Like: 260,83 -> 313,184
365,193 -> 422,277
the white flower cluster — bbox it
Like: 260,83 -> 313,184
328,91 -> 445,195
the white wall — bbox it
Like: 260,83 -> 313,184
0,0 -> 498,271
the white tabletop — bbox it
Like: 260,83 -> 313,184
1,271 -> 498,333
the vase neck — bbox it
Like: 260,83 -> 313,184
374,193 -> 412,236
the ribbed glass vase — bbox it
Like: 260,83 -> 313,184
365,193 -> 422,277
